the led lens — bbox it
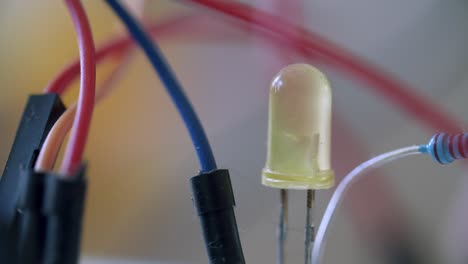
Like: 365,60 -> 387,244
262,64 -> 334,189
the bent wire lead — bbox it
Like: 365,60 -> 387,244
311,132 -> 468,264
311,146 -> 423,264
60,0 -> 97,176
105,2 -> 245,264
106,0 -> 217,173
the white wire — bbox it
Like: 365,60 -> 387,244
311,145 -> 423,264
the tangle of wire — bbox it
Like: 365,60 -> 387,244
40,1 -> 461,175
35,1 -> 468,263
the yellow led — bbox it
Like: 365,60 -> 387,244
262,64 -> 334,190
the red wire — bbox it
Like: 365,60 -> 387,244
60,0 -> 96,175
189,0 -> 460,133
44,40 -> 126,95
44,14 -> 195,95
47,2 -> 460,137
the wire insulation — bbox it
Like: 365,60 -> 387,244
46,8 -> 459,136
105,0 -> 217,172
188,0 -> 459,133
46,2 -> 462,173
311,146 -> 423,264
60,0 -> 96,176
36,52 -> 133,172
44,13 -> 196,95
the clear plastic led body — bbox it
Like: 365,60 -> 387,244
262,64 -> 334,190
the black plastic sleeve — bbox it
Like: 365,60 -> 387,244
0,94 -> 65,262
191,169 -> 245,264
14,167 -> 87,264
42,167 -> 87,264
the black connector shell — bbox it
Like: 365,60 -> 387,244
191,169 -> 245,264
17,168 -> 87,264
0,94 -> 88,264
0,94 -> 65,260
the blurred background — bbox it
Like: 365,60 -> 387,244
1,0 -> 468,263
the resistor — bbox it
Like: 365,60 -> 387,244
421,133 -> 468,164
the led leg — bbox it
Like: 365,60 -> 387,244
278,189 -> 288,264
305,190 -> 315,264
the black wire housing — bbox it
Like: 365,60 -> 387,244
191,169 -> 245,264
17,167 -> 87,264
0,95 -> 65,229
0,94 -> 88,264
0,94 -> 65,261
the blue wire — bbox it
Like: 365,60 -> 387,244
106,0 -> 217,172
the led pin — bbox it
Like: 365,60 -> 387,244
262,63 -> 335,190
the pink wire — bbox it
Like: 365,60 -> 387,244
189,0 -> 460,133
60,0 -> 96,176
44,14 -> 195,95
47,4 -> 459,134
47,1 -> 462,176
